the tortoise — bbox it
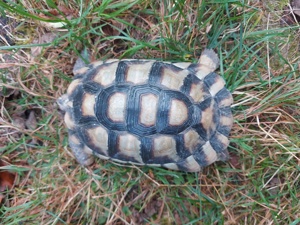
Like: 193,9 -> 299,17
57,49 -> 233,172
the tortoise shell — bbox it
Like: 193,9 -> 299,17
58,49 -> 233,172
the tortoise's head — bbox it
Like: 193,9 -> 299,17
73,49 -> 91,75
57,94 -> 70,113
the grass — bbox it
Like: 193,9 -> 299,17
0,0 -> 300,224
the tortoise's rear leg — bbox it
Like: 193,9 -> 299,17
68,130 -> 94,166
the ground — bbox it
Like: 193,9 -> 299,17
0,0 -> 300,224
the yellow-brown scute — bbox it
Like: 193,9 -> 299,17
201,142 -> 218,165
183,129 -> 203,153
67,79 -> 82,95
169,99 -> 188,126
139,93 -> 158,126
107,92 -> 127,122
161,67 -> 189,91
220,115 -> 234,127
215,132 -> 230,149
181,155 -> 201,172
153,136 -> 179,161
64,111 -> 75,130
86,126 -> 109,155
200,101 -> 217,136
117,133 -> 143,163
208,76 -> 225,97
126,61 -> 153,84
189,82 -> 206,103
93,63 -> 117,86
81,93 -> 96,116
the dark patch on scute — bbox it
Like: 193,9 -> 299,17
212,101 -> 220,129
209,132 -> 228,153
192,123 -> 207,141
219,106 -> 232,118
175,134 -> 191,159
214,88 -> 232,107
148,62 -> 163,85
192,97 -> 213,140
192,147 -> 211,167
156,90 -> 193,134
76,125 -> 106,156
217,106 -> 233,136
180,74 -> 194,93
73,74 -> 86,80
72,85 -> 84,123
83,81 -> 103,94
197,97 -> 213,111
140,137 -> 153,163
217,124 -> 232,137
115,61 -> 128,84
107,130 -> 119,157
80,65 -> 98,81
67,128 -> 77,136
203,72 -> 218,89
77,116 -> 99,127
191,105 -> 201,126
186,63 -> 198,74
147,156 -> 176,165
180,74 -> 211,103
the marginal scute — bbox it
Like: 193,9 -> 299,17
180,155 -> 201,172
90,61 -> 104,68
153,136 -> 179,161
74,66 -> 89,76
118,133 -> 143,163
67,79 -> 82,95
172,62 -> 192,69
162,163 -> 179,171
210,132 -> 230,152
220,115 -> 234,127
183,129 -> 202,153
83,144 -> 93,154
215,88 -> 233,107
126,61 -> 153,84
64,112 -> 75,130
205,74 -> 226,97
93,63 -> 118,86
86,126 -> 109,155
201,141 -> 218,165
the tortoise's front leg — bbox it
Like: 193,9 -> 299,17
68,130 -> 95,166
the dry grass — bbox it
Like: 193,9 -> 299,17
0,0 -> 300,224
